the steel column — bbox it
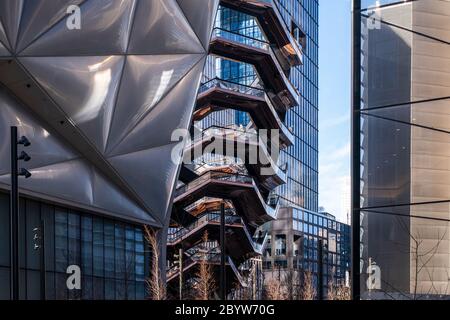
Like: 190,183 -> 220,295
220,202 -> 226,300
318,239 -> 323,300
10,126 -> 19,300
351,0 -> 362,300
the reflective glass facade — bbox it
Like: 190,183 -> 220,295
0,192 -> 148,300
354,0 -> 450,299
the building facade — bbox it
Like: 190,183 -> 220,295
0,0 -> 219,300
262,207 -> 350,299
355,0 -> 450,299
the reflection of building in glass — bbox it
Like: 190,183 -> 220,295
262,207 -> 350,299
357,0 -> 450,299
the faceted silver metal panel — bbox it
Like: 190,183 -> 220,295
20,56 -> 125,152
0,0 -> 218,227
106,54 -> 203,153
0,41 -> 9,56
0,19 -> 11,51
128,0 -> 205,55
21,0 -> 136,56
0,87 -> 79,176
17,0 -> 87,53
108,55 -> 206,156
0,0 -> 24,51
108,142 -> 181,222
0,86 -> 153,224
177,0 -> 220,49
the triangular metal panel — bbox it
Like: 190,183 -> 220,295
127,0 -> 205,55
108,56 -> 206,157
92,167 -> 159,225
0,20 -> 10,51
16,0 -> 85,53
176,0 -> 220,49
0,0 -> 24,52
108,142 -> 181,224
106,54 -> 203,154
19,56 -> 125,153
20,0 -> 136,56
0,86 -> 79,176
0,40 -> 9,56
0,159 -> 94,205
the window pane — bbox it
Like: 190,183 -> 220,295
93,218 -> 104,277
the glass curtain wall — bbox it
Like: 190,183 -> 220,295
353,0 -> 450,299
0,192 -> 148,300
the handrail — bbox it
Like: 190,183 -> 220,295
167,246 -> 246,286
187,126 -> 287,182
167,210 -> 240,243
227,256 -> 247,287
212,27 -> 270,51
175,168 -> 282,209
190,124 -> 260,145
253,231 -> 269,253
167,246 -> 222,277
174,169 -> 255,198
199,77 -> 265,96
198,77 -> 295,145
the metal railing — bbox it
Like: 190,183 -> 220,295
190,124 -> 259,145
197,77 -> 295,145
212,27 -> 270,51
174,170 -> 254,198
199,77 -> 265,97
167,245 -> 246,286
167,209 -> 240,243
265,194 -> 281,219
167,246 -> 222,277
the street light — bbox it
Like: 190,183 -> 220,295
10,126 -> 32,300
18,151 -> 31,162
18,168 -> 32,179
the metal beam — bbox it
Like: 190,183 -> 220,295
220,202 -> 226,300
351,0 -> 361,301
10,126 -> 19,300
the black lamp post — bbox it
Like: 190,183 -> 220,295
10,126 -> 32,300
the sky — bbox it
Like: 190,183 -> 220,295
318,0 -> 352,223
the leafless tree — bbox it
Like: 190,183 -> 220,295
194,231 -> 216,300
282,268 -> 297,300
373,216 -> 448,299
264,277 -> 286,300
299,270 -> 316,300
327,273 -> 350,300
144,225 -> 166,300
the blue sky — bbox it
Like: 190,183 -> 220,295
318,0 -> 352,223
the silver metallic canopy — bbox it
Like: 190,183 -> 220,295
0,0 -> 219,227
